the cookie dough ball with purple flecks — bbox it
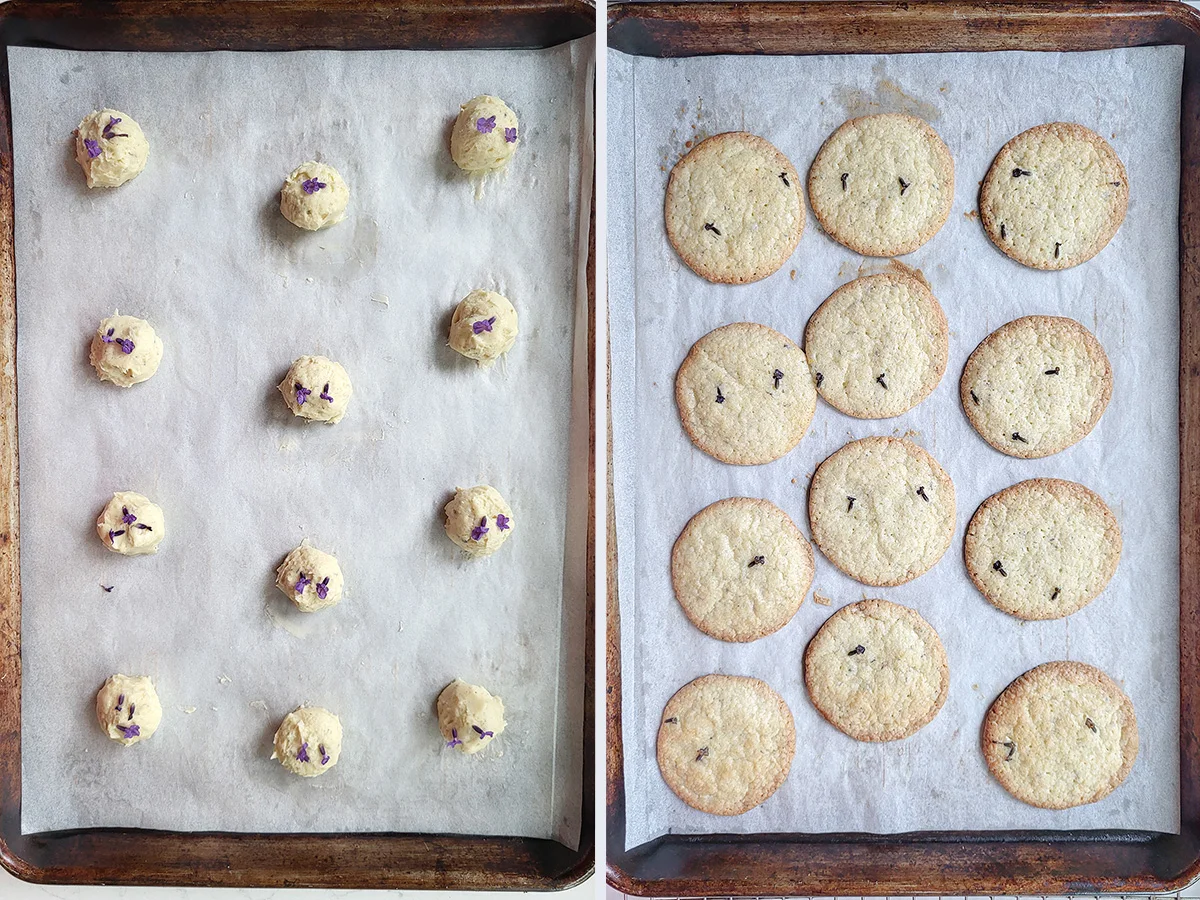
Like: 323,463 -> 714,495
96,491 -> 165,556
450,96 -> 520,173
443,485 -> 514,558
96,674 -> 162,746
275,540 -> 343,612
272,706 -> 342,777
89,313 -> 163,387
74,108 -> 148,189
448,289 -> 518,366
278,355 -> 352,423
438,679 -> 506,755
280,161 -> 349,231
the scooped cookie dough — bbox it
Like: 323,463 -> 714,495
75,108 -> 148,189
96,491 -> 164,556
451,95 -> 520,173
438,679 -> 506,754
449,289 -> 519,365
278,355 -> 352,423
272,706 -> 343,777
280,161 -> 349,231
275,541 -> 344,612
96,673 -> 162,746
89,314 -> 163,387
444,485 -> 514,557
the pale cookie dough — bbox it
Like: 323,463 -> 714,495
675,322 -> 817,466
96,491 -> 164,556
451,95 -> 520,173
966,478 -> 1122,621
983,660 -> 1138,809
444,485 -> 514,557
656,674 -> 795,816
804,272 -> 948,418
74,108 -> 148,189
808,113 -> 954,257
438,679 -> 507,754
808,436 -> 955,586
803,599 -> 950,742
664,132 -> 805,284
272,706 -> 343,777
280,161 -> 349,231
671,497 -> 813,642
275,541 -> 344,612
980,123 -> 1128,270
449,289 -> 518,364
961,316 -> 1112,458
278,355 -> 353,423
96,673 -> 162,746
89,314 -> 163,387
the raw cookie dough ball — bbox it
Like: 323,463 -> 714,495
275,540 -> 344,612
96,673 -> 162,746
280,161 -> 349,231
75,108 -> 148,189
96,491 -> 165,556
438,679 -> 506,754
450,95 -> 520,173
278,355 -> 352,423
448,289 -> 518,365
89,314 -> 163,387
443,485 -> 513,557
272,706 -> 342,777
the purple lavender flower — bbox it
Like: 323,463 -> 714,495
319,383 -> 333,402
446,728 -> 463,749
101,327 -> 115,343
115,694 -> 124,711
109,529 -> 125,543
118,723 -> 140,739
315,576 -> 330,600
116,338 -> 134,354
476,116 -> 496,134
470,517 -> 489,541
504,127 -> 517,144
472,724 -> 494,739
301,177 -> 327,195
319,744 -> 330,765
297,741 -> 310,763
102,117 -> 127,139
121,507 -> 136,525
295,384 -> 312,406
472,316 -> 496,335
295,573 -> 312,594
84,138 -> 101,159
496,513 -> 510,532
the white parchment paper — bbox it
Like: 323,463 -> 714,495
610,45 -> 1182,848
13,40 -> 592,844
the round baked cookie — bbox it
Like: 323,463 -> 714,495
664,132 -> 805,284
280,162 -> 349,231
803,599 -> 949,742
675,323 -> 817,466
966,479 -> 1122,620
808,437 -> 955,586
90,314 -> 163,387
808,114 -> 954,257
451,95 -> 519,173
671,497 -> 814,642
449,289 -> 518,365
444,485 -> 514,557
278,355 -> 353,423
983,661 -> 1138,809
437,679 -> 507,755
980,123 -> 1128,270
275,541 -> 344,612
804,272 -> 948,418
75,109 -> 148,189
272,706 -> 342,777
96,491 -> 165,556
96,674 -> 162,746
656,674 -> 795,815
960,316 -> 1112,459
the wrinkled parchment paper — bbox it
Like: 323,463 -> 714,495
610,45 -> 1181,847
13,39 -> 592,845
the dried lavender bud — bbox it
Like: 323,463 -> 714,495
115,694 -> 124,711
446,728 -> 463,748
294,573 -> 312,594
916,486 -> 929,502
1051,587 -> 1061,601
848,645 -> 865,656
294,384 -> 312,406
840,172 -> 848,190
476,116 -> 496,134
1086,717 -> 1097,733
101,584 -> 114,593
301,177 -> 327,195
472,317 -> 496,335
898,177 -> 910,195
504,127 -> 517,144
470,517 -> 489,541
664,716 -> 679,724
135,524 -> 152,531
315,576 -> 330,600
994,739 -> 1016,760
128,703 -> 135,720
84,138 -> 101,159
847,496 -> 856,512
297,741 -> 310,763
773,368 -> 784,389
715,386 -> 724,404
695,747 -> 709,761
748,555 -> 765,567
970,390 -> 980,405
1054,242 -> 1062,259
779,172 -> 790,187
1012,432 -> 1028,443
121,507 -> 136,525
876,373 -> 887,390
472,724 -> 494,739
109,529 -> 125,543
1012,168 -> 1031,178
118,723 -> 140,739
815,372 -> 824,388
993,560 -> 1007,577
1044,367 -> 1060,375
320,744 -> 330,765
1000,222 -> 1006,239
496,513 -> 511,531
319,383 -> 333,402
704,222 -> 722,236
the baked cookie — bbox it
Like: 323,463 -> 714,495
675,322 -> 817,466
808,437 -> 955,586
803,599 -> 949,741
980,123 -> 1128,270
443,485 -> 514,557
448,289 -> 518,365
96,491 -> 164,556
278,355 -> 353,424
671,497 -> 814,642
803,272 -> 948,418
280,162 -> 349,231
90,313 -> 163,387
656,674 -> 795,815
807,113 -> 954,257
664,132 -> 805,284
983,661 -> 1138,809
437,679 -> 506,755
275,541 -> 344,612
272,706 -> 343,777
96,674 -> 162,746
74,109 -> 148,189
451,95 -> 519,173
966,478 -> 1122,620
960,316 -> 1112,458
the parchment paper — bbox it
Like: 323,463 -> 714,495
13,39 -> 592,845
610,45 -> 1182,848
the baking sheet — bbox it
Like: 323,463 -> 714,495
13,39 -> 592,845
610,45 -> 1182,847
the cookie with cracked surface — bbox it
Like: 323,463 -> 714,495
671,497 -> 814,642
656,674 -> 795,815
983,660 -> 1138,809
675,322 -> 817,466
803,599 -> 949,741
808,436 -> 955,586
664,132 -> 805,284
966,478 -> 1122,620
980,123 -> 1128,270
961,316 -> 1112,459
804,272 -> 949,418
807,113 -> 954,257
